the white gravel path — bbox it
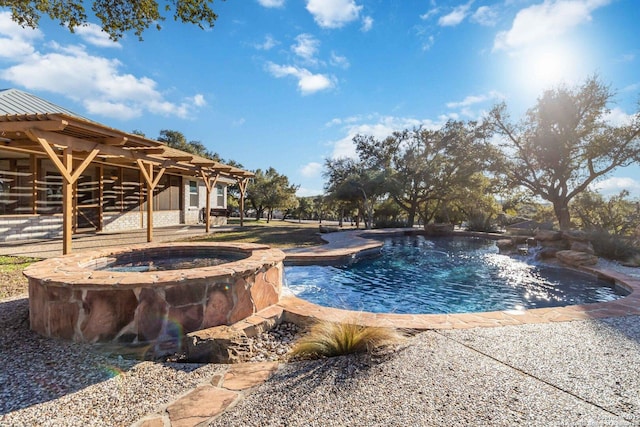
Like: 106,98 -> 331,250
0,296 -> 224,427
210,316 -> 640,427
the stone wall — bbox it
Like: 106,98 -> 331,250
498,229 -> 598,267
0,214 -> 63,242
24,243 -> 285,357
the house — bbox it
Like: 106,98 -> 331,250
0,89 -> 253,253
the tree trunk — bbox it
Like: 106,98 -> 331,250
407,200 -> 417,228
554,201 -> 571,230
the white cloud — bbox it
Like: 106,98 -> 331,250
192,94 -> 207,107
330,52 -> 350,69
84,99 -> 140,118
604,107 -> 635,127
493,0 -> 611,52
438,1 -> 474,27
0,34 -> 203,120
266,62 -> 335,95
300,162 -> 323,177
422,35 -> 435,51
306,0 -> 362,29
255,34 -> 278,50
622,83 -> 640,93
471,6 -> 499,27
619,53 -> 635,63
76,23 -> 121,48
257,0 -> 285,7
328,115 -> 443,159
292,34 -> 320,63
296,186 -> 324,197
420,8 -> 440,20
361,16 -> 374,32
446,91 -> 504,108
591,177 -> 640,196
0,11 -> 42,59
232,118 -> 246,127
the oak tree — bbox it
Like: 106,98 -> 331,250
2,0 -> 223,41
487,77 -> 640,230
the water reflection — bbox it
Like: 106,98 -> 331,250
285,235 -> 625,314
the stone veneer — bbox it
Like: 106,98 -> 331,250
23,242 -> 285,356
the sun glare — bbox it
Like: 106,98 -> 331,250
510,41 -> 588,98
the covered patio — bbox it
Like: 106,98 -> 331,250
0,89 -> 254,254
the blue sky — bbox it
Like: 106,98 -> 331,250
0,0 -> 638,198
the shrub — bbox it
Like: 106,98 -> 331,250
588,230 -> 639,262
290,321 -> 405,359
466,212 -> 498,233
374,219 -> 408,229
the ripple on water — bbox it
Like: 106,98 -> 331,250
284,235 -> 626,314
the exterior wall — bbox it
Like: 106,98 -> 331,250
0,214 -> 63,242
182,178 -> 228,226
102,210 -> 182,233
0,164 -> 230,242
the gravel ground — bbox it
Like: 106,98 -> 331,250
3,257 -> 640,426
211,318 -> 640,427
0,296 -> 225,427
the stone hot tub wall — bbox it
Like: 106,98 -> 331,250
23,242 -> 285,354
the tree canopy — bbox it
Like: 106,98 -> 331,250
2,0 -> 223,41
487,76 -> 640,229
245,167 -> 298,222
157,129 -> 220,161
347,121 -> 496,228
323,157 -> 387,229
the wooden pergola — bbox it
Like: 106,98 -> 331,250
0,113 -> 254,254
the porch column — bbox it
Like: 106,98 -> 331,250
26,130 -> 99,254
237,177 -> 249,227
136,159 -> 166,242
62,147 -> 73,255
199,170 -> 219,233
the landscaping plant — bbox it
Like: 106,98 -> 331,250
291,320 -> 405,359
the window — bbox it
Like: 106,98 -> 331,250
215,184 -> 225,208
0,157 -> 34,215
189,180 -> 198,207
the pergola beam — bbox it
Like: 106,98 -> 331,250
0,119 -> 68,133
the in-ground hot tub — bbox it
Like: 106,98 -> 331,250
23,242 -> 285,356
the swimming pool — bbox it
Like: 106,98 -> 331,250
284,235 -> 626,314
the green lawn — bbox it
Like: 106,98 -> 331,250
193,220 -> 327,248
0,256 -> 40,300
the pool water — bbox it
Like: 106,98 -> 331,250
100,254 -> 245,272
284,235 -> 626,314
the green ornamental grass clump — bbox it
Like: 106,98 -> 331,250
291,321 -> 405,359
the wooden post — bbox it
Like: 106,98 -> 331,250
136,159 -> 166,243
62,147 -> 73,254
199,170 -> 219,233
26,130 -> 99,254
97,164 -> 104,232
30,155 -> 37,215
237,177 -> 249,227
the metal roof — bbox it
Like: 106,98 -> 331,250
0,88 -> 86,118
0,89 -> 254,179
